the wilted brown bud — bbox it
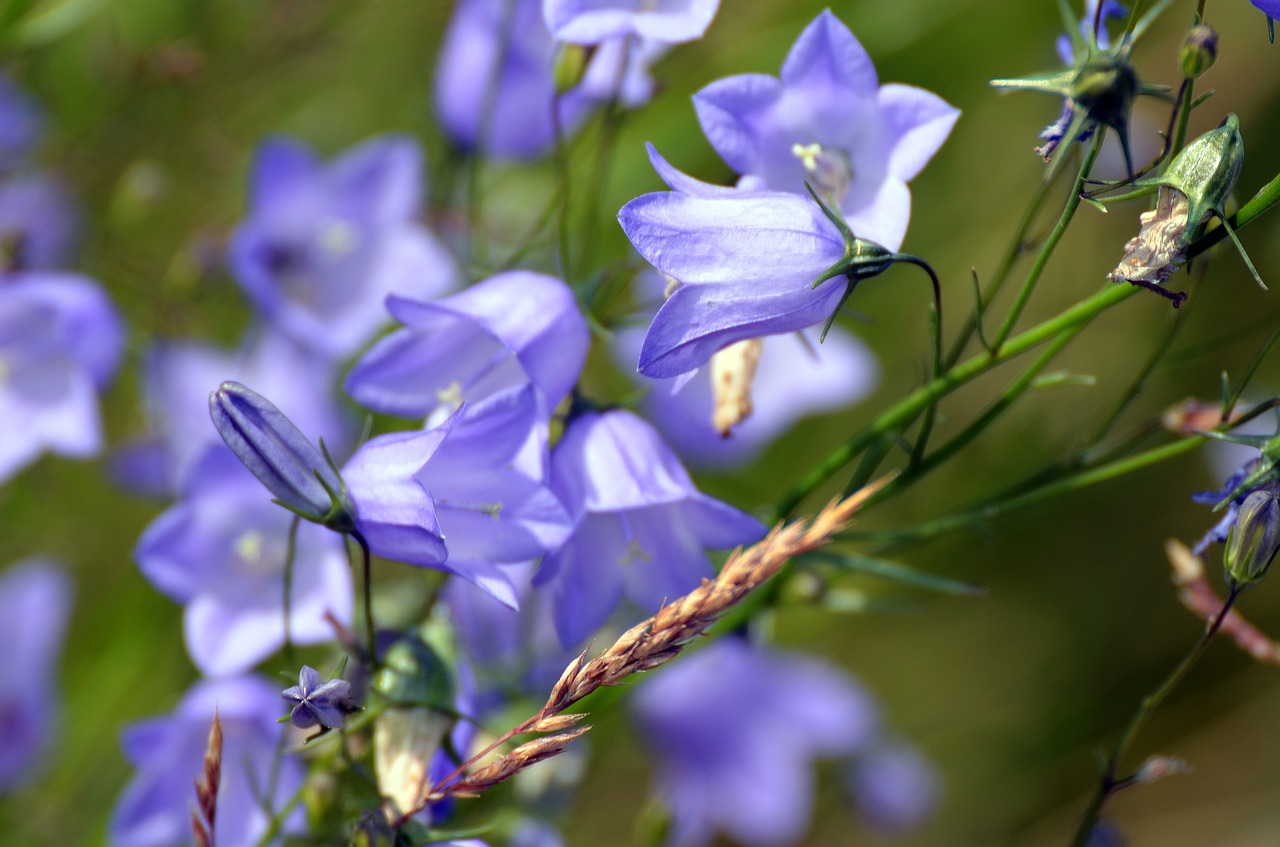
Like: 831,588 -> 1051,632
710,338 -> 763,436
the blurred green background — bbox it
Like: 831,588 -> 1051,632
3,0 -> 1280,844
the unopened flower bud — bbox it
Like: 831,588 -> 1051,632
552,43 -> 590,94
1224,488 -> 1280,588
1179,24 -> 1218,79
209,381 -> 353,529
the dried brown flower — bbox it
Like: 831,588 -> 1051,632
1108,186 -> 1190,306
1166,539 -> 1280,664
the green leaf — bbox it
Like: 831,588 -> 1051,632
804,551 -> 985,597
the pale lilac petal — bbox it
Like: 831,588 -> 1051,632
249,138 -> 319,210
329,136 -> 422,224
344,429 -> 450,567
645,143 -> 739,198
538,515 -> 627,645
546,0 -> 718,44
780,10 -> 878,95
618,190 -> 843,287
185,594 -> 284,677
849,742 -> 942,836
877,84 -> 960,183
693,74 -> 783,176
843,176 -> 910,252
620,506 -> 714,611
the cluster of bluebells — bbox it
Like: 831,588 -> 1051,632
0,77 -> 121,794
95,4 -> 961,844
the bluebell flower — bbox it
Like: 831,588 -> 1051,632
0,76 -> 43,171
544,0 -> 718,44
110,676 -> 306,847
1250,0 -> 1280,34
630,638 -> 878,847
117,328 -> 349,497
692,10 -> 957,251
435,0 -> 661,159
0,172 -> 77,271
846,741 -> 942,837
345,270 -> 589,421
0,559 -> 70,791
613,275 -> 879,469
0,272 -> 123,482
282,666 -> 356,730
228,136 -> 459,358
618,146 -> 852,378
134,447 -> 353,676
533,409 -> 765,645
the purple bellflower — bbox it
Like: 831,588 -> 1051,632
691,10 -> 958,252
134,447 -> 353,676
228,136 -> 459,358
620,145 -> 858,378
533,409 -> 765,645
631,638 -> 879,847
345,270 -> 589,422
435,0 -> 661,159
0,559 -> 71,791
847,741 -> 942,837
118,329 -> 349,497
110,676 -> 306,847
0,76 -> 43,171
544,0 -> 718,44
1251,0 -> 1280,35
613,273 -> 879,468
0,272 -> 123,482
0,172 -> 78,271
282,666 -> 356,730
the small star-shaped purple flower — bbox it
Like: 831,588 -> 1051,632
282,666 -> 356,730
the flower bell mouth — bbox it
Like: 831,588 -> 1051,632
793,143 -> 854,204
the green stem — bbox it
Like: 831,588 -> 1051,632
1067,584 -> 1240,847
1187,170 -> 1280,262
944,155 -> 1065,368
776,282 -> 1141,519
282,514 -> 301,670
352,533 -> 377,666
847,434 -> 1204,545
989,135 -> 1104,353
552,93 -> 574,286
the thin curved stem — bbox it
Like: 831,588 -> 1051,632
1067,584 -> 1241,847
282,514 -> 301,670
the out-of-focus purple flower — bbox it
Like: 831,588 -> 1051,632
410,385 -> 574,608
692,11 -> 957,252
435,0 -> 662,159
210,381 -> 349,524
228,136 -> 459,358
134,448 -> 352,676
510,820 -> 566,847
0,76 -> 43,171
110,676 -> 306,847
0,173 -> 77,271
631,638 -> 878,847
533,409 -> 765,645
1056,1 -> 1128,64
117,329 -> 349,497
613,275 -> 878,468
618,147 -> 851,378
282,666 -> 356,730
544,0 -> 718,44
847,741 -> 942,837
0,272 -> 123,482
0,559 -> 71,791
345,271 -> 589,421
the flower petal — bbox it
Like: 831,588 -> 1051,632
877,83 -> 960,183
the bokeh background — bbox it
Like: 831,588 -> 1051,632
3,0 -> 1280,844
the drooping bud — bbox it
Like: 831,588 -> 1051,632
1179,24 -> 1219,79
209,381 -> 354,529
1223,488 -> 1280,588
371,637 -> 457,819
710,338 -> 763,437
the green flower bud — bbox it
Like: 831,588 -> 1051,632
1161,114 -> 1244,247
1223,489 -> 1280,588
1179,24 -> 1219,79
552,43 -> 590,94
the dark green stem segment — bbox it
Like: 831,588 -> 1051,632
352,533 -> 377,667
989,134 -> 1104,353
1066,584 -> 1241,847
283,514 -> 301,670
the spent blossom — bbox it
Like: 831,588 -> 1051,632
692,10 -> 958,251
